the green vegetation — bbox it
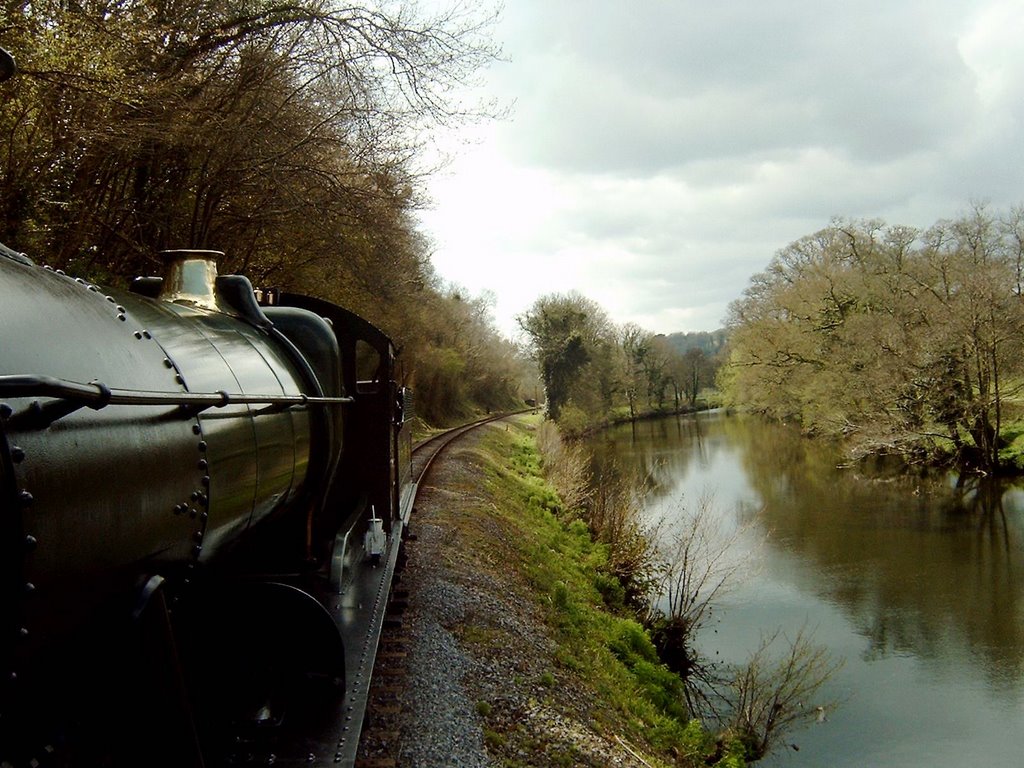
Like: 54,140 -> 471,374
514,207 -> 1024,477
0,1 -> 529,425
517,293 -> 724,434
483,417 -> 740,765
998,421 -> 1024,471
723,206 -> 1024,475
533,418 -> 840,764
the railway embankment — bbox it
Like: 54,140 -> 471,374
374,414 -> 741,768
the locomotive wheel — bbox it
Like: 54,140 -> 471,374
175,580 -> 347,758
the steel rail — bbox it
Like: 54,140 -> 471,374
347,411 -> 526,767
409,411 -> 522,486
326,411 -> 524,768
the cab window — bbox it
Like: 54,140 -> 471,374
355,339 -> 381,393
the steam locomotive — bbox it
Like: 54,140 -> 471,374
0,243 -> 414,766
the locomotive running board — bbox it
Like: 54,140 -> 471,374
331,482 -> 417,764
212,489 -> 416,767
329,517 -> 409,766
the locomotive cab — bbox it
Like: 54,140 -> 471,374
267,292 -> 413,590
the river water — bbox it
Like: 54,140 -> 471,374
586,411 -> 1024,766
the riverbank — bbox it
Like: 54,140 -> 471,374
385,414 -> 744,767
560,399 -> 724,440
585,410 -> 1024,766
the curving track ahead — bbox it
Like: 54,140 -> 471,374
409,413 -> 514,487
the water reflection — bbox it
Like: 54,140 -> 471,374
740,420 -> 1020,679
587,412 -> 1024,764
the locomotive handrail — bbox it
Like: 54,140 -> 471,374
0,374 -> 353,426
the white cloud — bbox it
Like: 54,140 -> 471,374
418,0 -> 1024,339
958,1 -> 1024,107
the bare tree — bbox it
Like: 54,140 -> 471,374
725,625 -> 842,760
1,0 -> 501,274
645,492 -> 757,704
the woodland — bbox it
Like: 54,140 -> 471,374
0,1 -> 729,430
723,207 -> 1024,476
517,204 -> 1024,477
0,0 -> 527,424
517,292 -> 723,432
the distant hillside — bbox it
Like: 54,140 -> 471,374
661,329 -> 729,357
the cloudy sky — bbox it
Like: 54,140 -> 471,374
416,0 -> 1024,338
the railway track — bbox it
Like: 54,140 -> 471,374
346,411 -> 519,768
409,412 -> 513,485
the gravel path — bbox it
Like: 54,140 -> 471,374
380,423 -> 657,768
397,535 -> 492,767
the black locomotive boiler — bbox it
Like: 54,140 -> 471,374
0,243 -> 414,766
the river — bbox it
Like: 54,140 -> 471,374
586,411 -> 1024,766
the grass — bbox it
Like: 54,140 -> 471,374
924,413 -> 1024,473
476,415 -> 743,766
998,417 -> 1024,471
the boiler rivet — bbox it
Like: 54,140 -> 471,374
198,459 -> 208,471
10,446 -> 25,463
197,441 -> 207,453
24,535 -> 37,551
0,403 -> 11,420
17,490 -> 33,507
163,358 -> 173,369
133,331 -> 143,339
192,425 -> 201,435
